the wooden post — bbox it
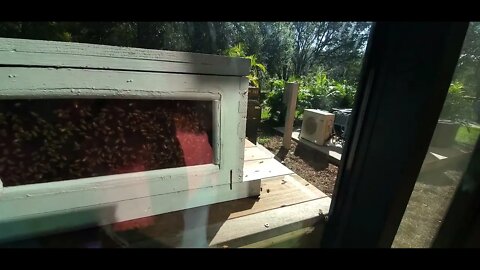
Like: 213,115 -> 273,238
246,87 -> 261,144
283,82 -> 299,149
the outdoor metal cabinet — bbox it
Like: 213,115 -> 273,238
0,38 -> 259,243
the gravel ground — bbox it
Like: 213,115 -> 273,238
257,125 -> 338,197
392,169 -> 463,248
256,122 -> 471,247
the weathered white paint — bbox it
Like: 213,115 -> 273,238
0,164 -> 225,220
0,38 -> 253,237
213,100 -> 221,165
0,180 -> 261,243
0,69 -> 248,179
0,38 -> 250,76
1,67 -> 238,97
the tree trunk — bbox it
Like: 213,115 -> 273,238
136,22 -> 159,49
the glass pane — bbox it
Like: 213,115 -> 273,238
392,22 -> 480,248
0,99 -> 213,186
0,21 -> 371,248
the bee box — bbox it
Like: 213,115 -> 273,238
0,38 -> 258,243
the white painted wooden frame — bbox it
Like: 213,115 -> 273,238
0,38 -> 255,242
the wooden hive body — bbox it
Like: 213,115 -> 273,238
0,38 -> 258,243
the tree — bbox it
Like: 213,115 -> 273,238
258,22 -> 294,80
183,22 -> 236,54
454,22 -> 480,99
231,22 -> 264,56
0,22 -> 69,42
136,22 -> 163,49
291,22 -> 371,82
0,21 -> 372,85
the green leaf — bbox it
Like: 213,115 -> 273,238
256,63 -> 267,73
246,74 -> 259,87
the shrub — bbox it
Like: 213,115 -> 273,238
440,81 -> 474,124
225,43 -> 266,88
264,78 -> 286,123
264,71 -> 357,125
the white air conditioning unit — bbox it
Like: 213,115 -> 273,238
300,109 -> 335,146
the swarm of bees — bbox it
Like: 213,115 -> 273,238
0,99 -> 212,187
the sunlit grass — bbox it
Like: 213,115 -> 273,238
455,125 -> 480,145
257,136 -> 271,145
261,106 -> 271,121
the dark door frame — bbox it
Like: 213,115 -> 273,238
321,22 -> 470,248
432,137 -> 480,248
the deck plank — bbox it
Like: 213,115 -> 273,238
6,141 -> 331,248
245,139 -> 256,148
110,143 -> 330,247
243,158 -> 293,181
108,174 -> 329,247
228,175 -> 327,219
244,146 -> 275,161
209,197 -> 330,247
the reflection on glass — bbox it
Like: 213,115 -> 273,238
0,99 -> 213,186
0,21 -> 372,248
392,22 -> 480,248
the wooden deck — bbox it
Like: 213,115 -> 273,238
2,140 -> 331,248
104,140 -> 331,248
